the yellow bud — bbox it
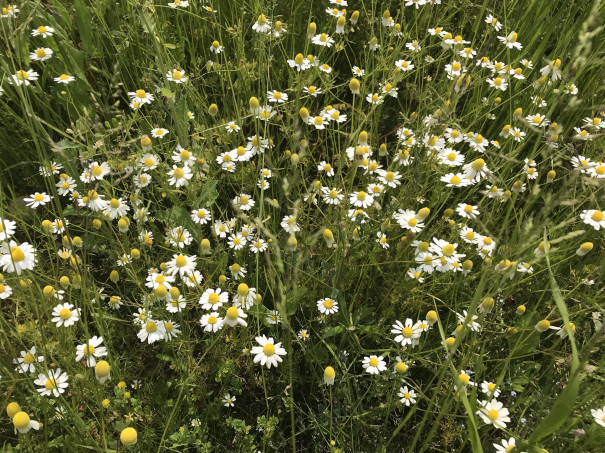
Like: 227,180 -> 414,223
208,103 -> 218,116
307,22 -> 316,36
92,219 -> 102,229
110,270 -> 119,282
130,248 -> 140,259
41,219 -> 53,232
59,276 -> 70,288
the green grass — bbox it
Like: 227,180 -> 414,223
1,0 -> 605,451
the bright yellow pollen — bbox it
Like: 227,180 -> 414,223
357,191 -> 367,201
83,344 -> 95,355
226,307 -> 239,319
458,373 -> 470,385
146,321 -> 157,332
488,409 -> 499,420
263,343 -> 276,356
45,378 -> 57,390
207,316 -> 218,325
175,255 -> 187,267
34,194 -> 44,202
23,353 -> 35,364
135,89 -> 147,98
591,211 -> 604,222
173,168 -> 185,179
402,327 -> 413,338
369,358 -> 379,367
59,308 -> 72,320
442,244 -> 455,257
324,299 -> 333,309
464,205 -> 473,213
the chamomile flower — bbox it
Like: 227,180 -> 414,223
200,312 -> 223,333
493,438 -> 519,453
222,394 -> 236,407
167,165 -> 192,187
317,297 -> 339,315
376,232 -> 389,249
30,47 -> 53,61
51,303 -> 80,327
233,194 -> 255,211
485,15 -> 502,31
224,306 -> 248,327
580,210 -> 605,230
476,399 -> 510,429
34,368 -> 69,397
0,241 -> 36,275
456,203 -> 480,220
591,406 -> 605,427
151,127 -> 169,138
398,386 -> 417,406
165,253 -> 197,277
54,74 -> 75,84
32,25 -> 54,37
14,347 -> 44,373
391,319 -> 422,346
281,215 -> 300,233
75,336 -> 107,367
167,68 -> 187,83
480,381 -> 501,398
362,355 -> 387,375
137,319 -> 166,344
252,14 -> 271,33
128,89 -> 154,105
312,32 -> 335,47
24,192 -> 52,208
349,191 -> 374,208
12,411 -> 40,434
251,335 -> 287,369
168,0 -> 188,7
498,31 -> 522,50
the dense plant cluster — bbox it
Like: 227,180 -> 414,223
0,0 -> 604,451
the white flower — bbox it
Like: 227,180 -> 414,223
456,203 -> 480,220
0,218 -> 17,241
223,393 -> 236,407
191,208 -> 211,225
32,25 -> 54,37
51,303 -> 80,327
137,319 -> 167,343
476,399 -> 510,429
30,47 -> 53,61
391,319 -> 422,346
14,346 -> 44,373
12,411 -> 41,434
281,215 -> 300,233
349,191 -> 374,208
10,69 -> 39,86
376,232 -> 389,249
24,192 -> 52,208
497,31 -> 522,50
224,306 -> 248,327
128,89 -> 154,105
493,437 -> 519,453
480,381 -> 501,398
317,298 -> 338,315
225,121 -> 240,133
167,165 -> 193,187
200,312 -> 224,333
591,406 -> 605,427
398,386 -> 417,406
165,253 -> 197,277
75,336 -> 107,366
34,368 -> 69,397
362,355 -> 387,374
312,33 -> 335,47
580,210 -> 605,230
251,335 -> 287,369
233,194 -> 255,211
54,74 -> 75,84
151,127 -> 169,138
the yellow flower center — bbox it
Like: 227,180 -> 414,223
369,358 -> 379,367
23,353 -> 35,364
17,70 -> 29,80
59,308 -> 72,320
324,299 -> 333,309
487,383 -> 496,391
442,244 -> 455,257
45,379 -> 57,390
458,373 -> 469,385
488,409 -> 499,420
83,344 -> 95,355
207,315 -> 218,325
591,211 -> 604,222
34,194 -> 44,202
452,62 -> 461,72
173,168 -> 185,179
175,255 -> 187,267
146,321 -> 157,332
402,327 -> 413,338
356,191 -> 367,201
263,343 -> 276,356
464,205 -> 473,213
226,307 -> 239,320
